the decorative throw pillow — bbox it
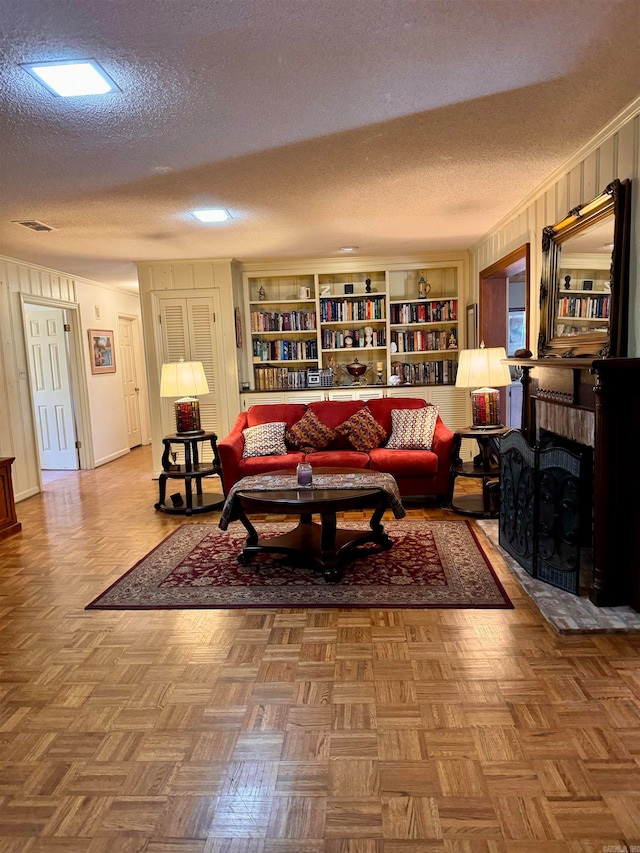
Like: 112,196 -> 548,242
285,409 -> 337,454
242,421 -> 288,458
385,406 -> 439,450
335,406 -> 387,452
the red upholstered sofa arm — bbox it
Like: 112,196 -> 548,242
430,415 -> 456,494
218,411 -> 248,494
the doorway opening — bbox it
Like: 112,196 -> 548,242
479,244 -> 530,429
117,314 -> 144,449
21,296 -> 93,484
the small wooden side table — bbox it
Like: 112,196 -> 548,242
0,457 -> 22,540
155,432 -> 225,516
447,426 -> 509,518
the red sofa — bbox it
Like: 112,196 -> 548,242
218,397 -> 456,501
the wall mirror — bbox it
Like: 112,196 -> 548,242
538,178 -> 631,358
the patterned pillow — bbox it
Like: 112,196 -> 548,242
385,406 -> 439,450
242,421 -> 288,458
285,409 -> 337,453
335,406 -> 387,452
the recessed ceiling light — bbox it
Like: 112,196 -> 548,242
13,219 -> 56,232
22,59 -> 119,97
340,246 -> 358,253
191,209 -> 230,223
603,242 -> 614,249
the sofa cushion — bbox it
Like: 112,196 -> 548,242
304,450 -> 370,469
307,400 -> 366,450
238,451 -> 304,479
242,421 -> 288,458
247,403 -> 307,430
385,406 -> 439,450
335,406 -> 388,452
308,400 -> 364,428
366,397 -> 426,434
369,447 -> 439,477
285,409 -> 337,453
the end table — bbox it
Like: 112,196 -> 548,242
155,431 -> 225,515
447,426 -> 509,518
0,457 -> 21,540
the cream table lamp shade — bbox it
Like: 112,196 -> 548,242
160,359 -> 210,434
455,344 -> 512,428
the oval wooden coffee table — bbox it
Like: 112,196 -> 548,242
226,468 -> 396,581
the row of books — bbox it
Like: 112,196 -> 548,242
557,295 -> 610,319
390,299 -> 457,324
321,328 -> 386,349
391,329 -> 457,352
252,338 -> 318,361
556,324 -> 606,337
253,367 -> 313,390
319,297 -> 385,323
472,390 -> 499,426
251,310 -> 317,332
391,360 -> 458,386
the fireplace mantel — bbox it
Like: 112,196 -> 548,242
503,357 -> 640,611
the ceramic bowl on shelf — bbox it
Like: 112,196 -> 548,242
345,357 -> 368,378
338,357 -> 371,385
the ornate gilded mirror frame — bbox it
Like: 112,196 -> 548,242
538,178 -> 631,358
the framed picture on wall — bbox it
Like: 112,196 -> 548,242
466,304 -> 477,349
88,329 -> 116,374
234,307 -> 243,348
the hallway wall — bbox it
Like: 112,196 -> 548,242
0,256 -> 150,502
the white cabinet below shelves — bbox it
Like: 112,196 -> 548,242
326,388 -> 385,402
285,390 -> 326,404
241,392 -> 287,408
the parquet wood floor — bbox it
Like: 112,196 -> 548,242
1,446 -> 639,851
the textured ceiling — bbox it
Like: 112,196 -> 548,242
1,0 -> 639,291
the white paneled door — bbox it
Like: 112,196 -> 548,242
118,316 -> 142,448
25,309 -> 78,469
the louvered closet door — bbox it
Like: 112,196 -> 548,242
159,294 -> 224,463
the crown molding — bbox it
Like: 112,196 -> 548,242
1,254 -> 139,296
238,252 -> 470,275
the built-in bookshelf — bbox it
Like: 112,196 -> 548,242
242,261 -> 464,390
247,274 -> 319,389
316,273 -> 388,387
387,266 -> 459,386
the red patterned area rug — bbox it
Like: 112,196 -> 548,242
87,520 -> 512,610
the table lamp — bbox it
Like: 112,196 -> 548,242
160,359 -> 210,435
455,344 -> 512,429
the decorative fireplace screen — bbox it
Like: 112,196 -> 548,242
499,429 -> 589,595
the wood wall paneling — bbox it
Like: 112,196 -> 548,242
470,103 -> 639,359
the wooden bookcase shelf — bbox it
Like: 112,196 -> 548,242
242,260 -> 465,392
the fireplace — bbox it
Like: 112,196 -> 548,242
538,428 -> 594,554
504,357 -> 640,612
500,429 -> 592,596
